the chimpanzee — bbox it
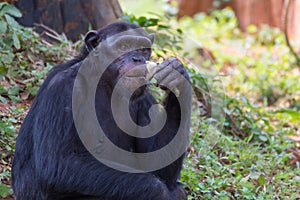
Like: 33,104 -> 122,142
12,22 -> 191,200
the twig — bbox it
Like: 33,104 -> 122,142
44,32 -> 63,43
11,77 -> 26,86
282,0 -> 300,67
34,23 -> 61,38
34,23 -> 65,43
5,76 -> 26,86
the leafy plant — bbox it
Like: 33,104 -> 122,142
0,183 -> 12,198
120,13 -> 184,57
0,2 -> 22,50
0,4 -> 79,198
0,3 -> 78,104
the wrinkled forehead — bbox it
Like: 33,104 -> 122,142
107,28 -> 150,40
108,35 -> 152,49
100,28 -> 153,49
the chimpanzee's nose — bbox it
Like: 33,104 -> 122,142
132,55 -> 146,63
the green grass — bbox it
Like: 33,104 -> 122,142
177,8 -> 300,200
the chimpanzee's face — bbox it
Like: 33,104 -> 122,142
107,35 -> 153,98
85,24 -> 154,98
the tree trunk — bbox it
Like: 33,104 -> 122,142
229,0 -> 284,30
14,0 -> 123,41
177,0 -> 214,18
177,0 -> 300,46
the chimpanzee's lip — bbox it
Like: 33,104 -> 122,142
122,65 -> 148,78
123,75 -> 146,79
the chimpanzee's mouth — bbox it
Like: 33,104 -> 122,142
115,75 -> 148,99
122,64 -> 148,79
124,75 -> 146,78
122,76 -> 147,84
123,76 -> 147,92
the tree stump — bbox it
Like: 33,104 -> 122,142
14,0 -> 123,41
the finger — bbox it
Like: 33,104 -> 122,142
146,62 -> 168,81
154,57 -> 182,74
159,70 -> 180,87
156,60 -> 170,71
156,57 -> 180,72
146,66 -> 159,81
168,77 -> 185,90
166,57 -> 178,64
169,58 -> 182,70
153,65 -> 172,82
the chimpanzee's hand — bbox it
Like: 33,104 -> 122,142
147,57 -> 190,91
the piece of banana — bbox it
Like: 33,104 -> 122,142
146,61 -> 157,72
146,61 -> 180,97
146,61 -> 158,84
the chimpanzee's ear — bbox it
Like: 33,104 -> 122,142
84,30 -> 100,52
148,33 -> 155,44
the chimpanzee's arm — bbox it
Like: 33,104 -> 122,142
149,57 -> 191,190
39,153 -> 170,199
152,92 -> 186,190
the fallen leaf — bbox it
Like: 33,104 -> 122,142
287,135 -> 300,143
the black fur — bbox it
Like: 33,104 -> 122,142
12,22 -> 187,200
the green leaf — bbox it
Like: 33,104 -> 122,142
177,28 -> 183,34
258,174 -> 267,185
137,16 -> 147,24
1,54 -> 14,65
274,109 -> 300,121
9,95 -> 21,102
157,24 -> 170,30
0,2 -> 8,14
8,86 -> 20,96
145,18 -> 159,27
258,135 -> 268,142
13,32 -> 20,49
0,95 -> 8,104
0,4 -> 22,18
0,20 -> 7,34
4,14 -> 19,28
0,183 -> 11,198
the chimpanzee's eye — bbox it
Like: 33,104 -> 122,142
120,43 -> 130,52
141,48 -> 151,59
